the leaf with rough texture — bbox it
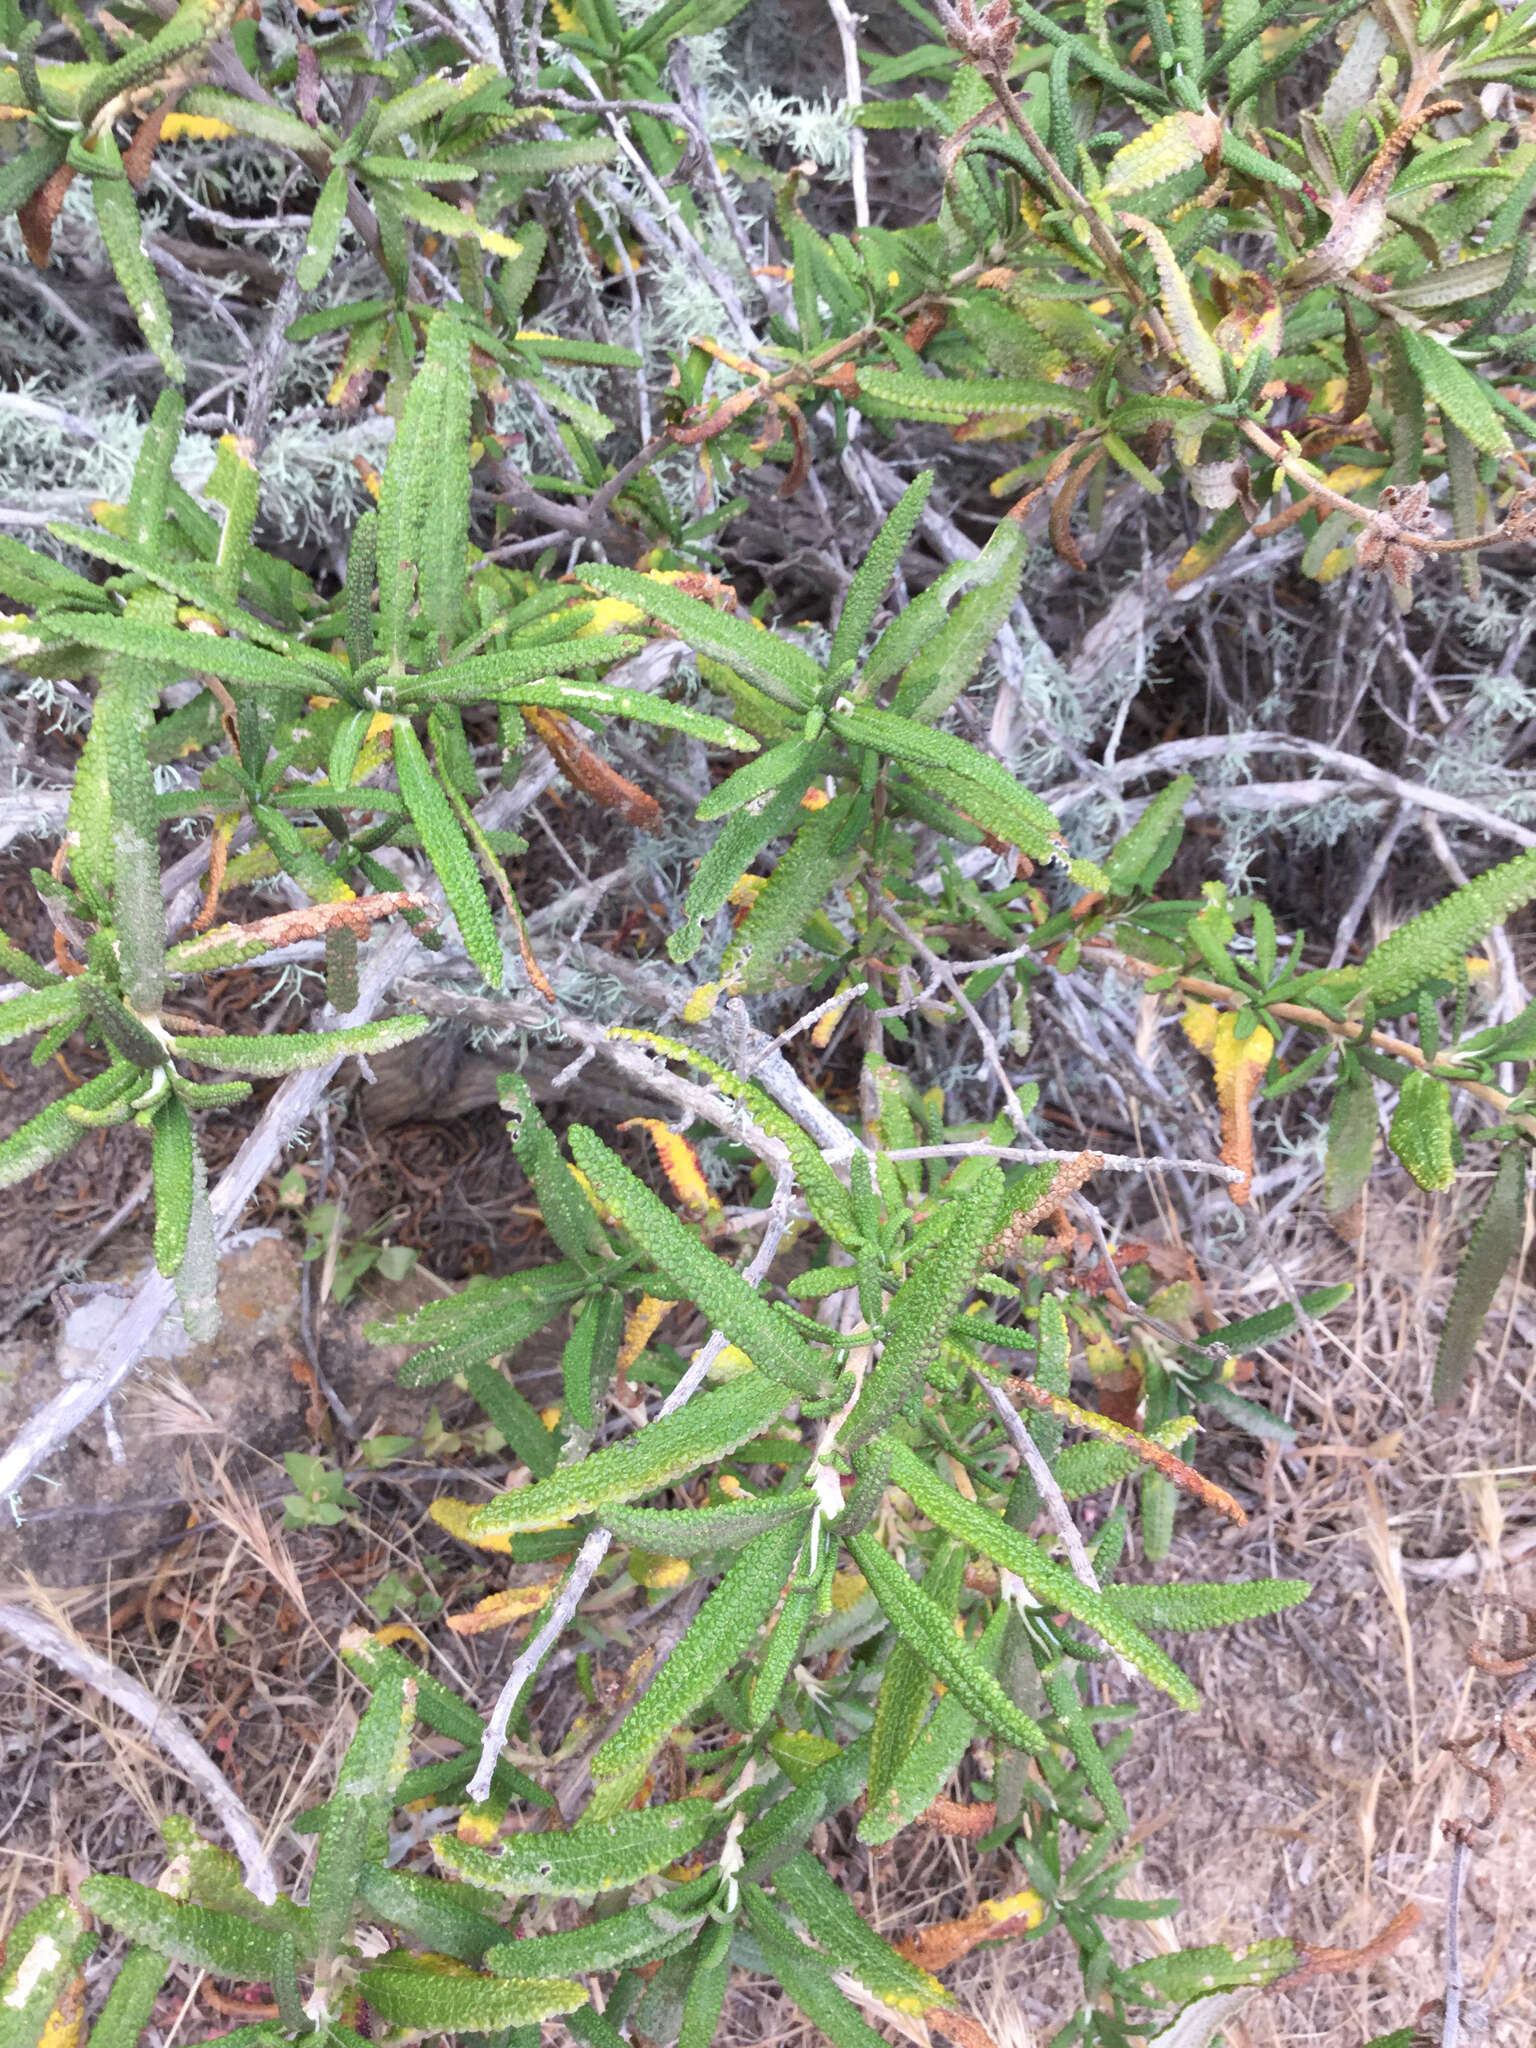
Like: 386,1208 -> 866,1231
393,717 -> 502,987
171,1014 -> 432,1075
78,1881 -> 286,1983
359,1957 -> 585,2032
0,1066 -> 135,1190
436,1799 -> 723,1897
1435,1143 -> 1527,1404
740,1887 -> 890,2048
850,1531 -> 1049,1754
81,1947 -> 169,2048
0,1895 -> 91,2048
579,567 -> 820,708
1356,845 -> 1536,1005
830,707 -> 1066,861
311,1666 -> 415,1966
886,1441 -> 1201,1707
1398,328 -> 1512,456
1102,1578 -> 1310,1632
844,1166 -> 1004,1447
484,1875 -> 716,1979
150,1093 -> 196,1278
467,1370 -> 791,1536
830,471 -> 932,673
1387,1069 -> 1456,1192
594,1513 -> 808,1776
772,1853 -> 951,2015
567,1126 -> 829,1395
600,1490 -> 819,1556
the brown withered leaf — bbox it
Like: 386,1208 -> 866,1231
123,94 -> 181,187
1288,1902 -> 1422,1983
928,2012 -> 1002,2048
918,1797 -> 997,1839
521,704 -> 662,831
19,163 -> 75,267
175,892 -> 432,964
896,1889 -> 1045,1973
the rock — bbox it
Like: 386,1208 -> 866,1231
0,1233 -> 462,1586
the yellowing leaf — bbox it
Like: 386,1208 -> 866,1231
616,1294 -> 675,1384
618,1118 -> 715,1220
430,1496 -> 522,1554
1102,110 -> 1221,199
627,1551 -> 691,1588
1181,1004 -> 1274,1205
446,1578 -> 560,1636
1120,213 -> 1226,400
160,113 -> 239,141
831,1569 -> 868,1611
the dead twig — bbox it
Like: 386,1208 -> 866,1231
0,1601 -> 277,1902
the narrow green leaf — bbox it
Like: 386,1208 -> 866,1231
1104,1577 -> 1310,1632
567,1126 -> 830,1396
1322,1051 -> 1377,1218
82,1948 -> 169,2048
893,516 -> 1028,723
773,1853 -> 952,2015
593,1514 -> 809,1776
171,1014 -> 432,1075
1356,846 -> 1536,1007
830,472 -> 932,673
79,1881 -> 286,1983
484,1875 -> 717,1978
844,1166 -> 1004,1448
1398,328 -> 1512,456
849,1531 -> 1051,1754
311,1666 -> 416,1967
393,717 -> 502,986
579,567 -> 821,708
466,1371 -> 792,1536
436,1798 -> 723,1896
0,983 -> 81,1049
1388,1069 -> 1456,1192
829,707 -> 1066,860
359,1958 -> 585,2031
90,130 -> 182,380
298,165 -> 350,292
0,1896 -> 91,2048
0,1065 -> 135,1190
1434,1143 -> 1527,1404
885,1441 -> 1201,1708
150,1093 -> 196,1278
353,1866 -> 507,1966
600,1491 -> 820,1556
740,1887 -> 890,2048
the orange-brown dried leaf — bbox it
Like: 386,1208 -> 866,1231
918,1797 -> 997,1839
1048,444 -> 1106,571
1005,1374 -> 1246,1527
1288,1902 -> 1422,1982
521,706 -> 662,831
19,162 -> 75,267
983,1152 -> 1103,1264
896,1889 -> 1045,1973
928,2012 -> 1002,2048
123,94 -> 180,186
445,1577 -> 560,1637
192,814 -> 238,932
176,892 -> 429,963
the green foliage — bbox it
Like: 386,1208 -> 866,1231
4,8 -> 1534,2046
